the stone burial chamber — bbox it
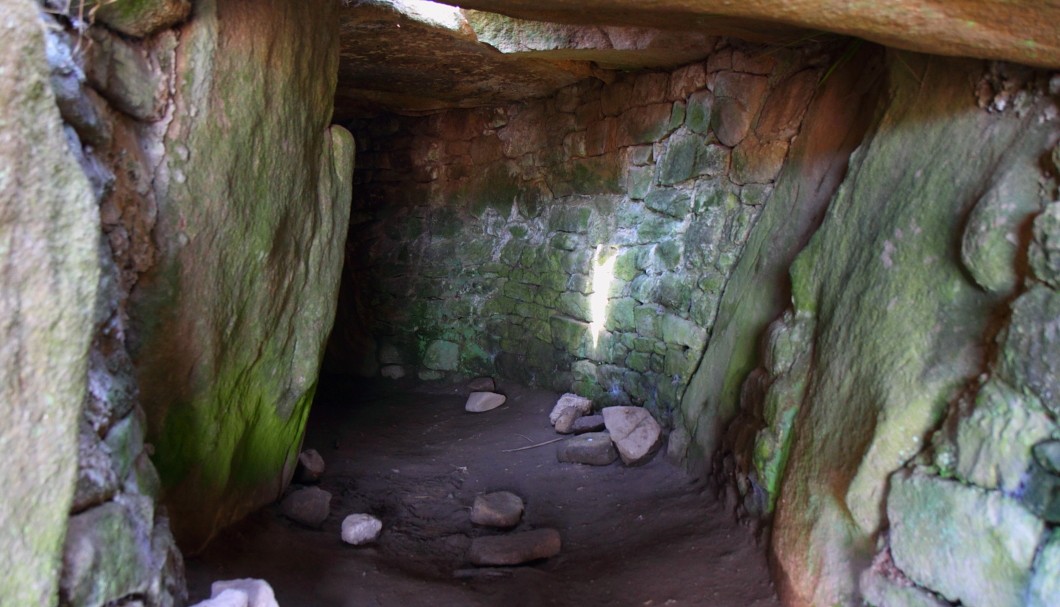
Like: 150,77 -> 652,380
3,0 -> 1060,605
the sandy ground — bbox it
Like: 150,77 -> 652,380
185,376 -> 781,607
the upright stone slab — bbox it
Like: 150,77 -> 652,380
0,1 -> 100,603
131,0 -> 355,551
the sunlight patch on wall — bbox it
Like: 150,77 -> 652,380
589,245 -> 616,348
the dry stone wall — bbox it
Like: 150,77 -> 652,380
339,41 -> 825,422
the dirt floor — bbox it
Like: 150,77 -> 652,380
185,376 -> 781,607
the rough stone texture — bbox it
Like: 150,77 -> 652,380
341,513 -> 383,545
550,393 -> 594,425
557,432 -> 618,465
190,588 -> 249,607
572,414 -> 605,434
295,449 -> 326,484
211,579 -> 279,607
888,471 -> 1043,607
603,406 -> 663,465
280,487 -> 332,528
334,40 -> 821,426
450,0 -> 1060,69
470,491 -> 525,527
0,2 -> 100,604
1027,530 -> 1060,607
767,54 -> 1059,607
997,285 -> 1060,417
131,0 -> 355,552
85,0 -> 191,38
466,391 -> 507,413
468,528 -> 562,566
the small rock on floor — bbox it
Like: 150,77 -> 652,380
470,491 -> 524,528
466,391 -> 506,413
280,486 -> 331,528
554,408 -> 582,434
549,393 -> 593,426
211,579 -> 278,607
603,406 -> 662,465
294,448 -> 325,484
342,513 -> 383,545
468,376 -> 496,391
556,432 -> 617,466
572,414 -> 605,434
468,528 -> 561,566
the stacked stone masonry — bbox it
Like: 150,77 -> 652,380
342,41 -> 823,423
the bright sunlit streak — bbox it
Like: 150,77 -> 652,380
589,245 -> 615,348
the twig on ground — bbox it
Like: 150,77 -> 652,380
501,437 -> 564,453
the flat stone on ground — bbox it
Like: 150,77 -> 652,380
572,414 -> 605,434
280,487 -> 331,528
468,528 -> 562,566
468,376 -> 496,391
210,579 -> 278,607
557,432 -> 617,466
466,391 -> 507,413
294,448 -> 325,484
549,393 -> 593,425
470,491 -> 525,528
341,513 -> 383,545
602,406 -> 662,465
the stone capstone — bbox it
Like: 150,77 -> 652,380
280,487 -> 332,528
556,432 -> 618,466
468,528 -> 562,566
888,470 -> 1043,607
211,579 -> 279,607
602,406 -> 662,465
470,491 -> 525,528
341,514 -> 383,546
466,391 -> 507,413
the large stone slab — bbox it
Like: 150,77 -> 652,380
602,406 -> 662,465
888,471 -> 1043,607
0,2 -> 100,603
468,528 -> 561,565
132,0 -> 355,552
557,432 -> 618,465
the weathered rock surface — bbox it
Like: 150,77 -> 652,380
553,408 -> 583,434
0,2 -> 100,603
468,528 -> 562,566
465,391 -> 507,413
550,393 -> 593,425
572,414 -> 605,434
1027,531 -> 1060,607
190,588 -> 249,607
557,432 -> 618,466
470,492 -> 525,528
295,449 -> 326,484
131,0 -> 354,551
211,579 -> 279,607
280,487 -> 332,528
341,513 -> 383,546
888,471 -> 1043,607
450,0 -> 1060,69
602,406 -> 662,465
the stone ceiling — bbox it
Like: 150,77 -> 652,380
336,0 -> 1060,119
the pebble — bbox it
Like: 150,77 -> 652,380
280,486 -> 331,528
549,393 -> 592,426
468,376 -> 496,391
468,528 -> 561,566
294,448 -> 325,484
556,432 -> 618,466
210,579 -> 278,607
470,491 -> 524,528
572,414 -> 605,434
465,391 -> 506,413
341,513 -> 383,545
603,406 -> 662,465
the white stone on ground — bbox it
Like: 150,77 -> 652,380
380,364 -> 405,379
468,376 -> 496,391
549,393 -> 592,425
211,579 -> 279,607
188,589 -> 248,607
294,448 -> 325,483
470,491 -> 524,527
465,391 -> 506,413
280,486 -> 331,528
602,406 -> 662,465
341,513 -> 383,545
468,528 -> 561,566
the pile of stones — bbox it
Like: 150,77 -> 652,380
552,393 -> 663,466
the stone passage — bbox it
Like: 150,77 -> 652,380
334,41 -> 823,423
